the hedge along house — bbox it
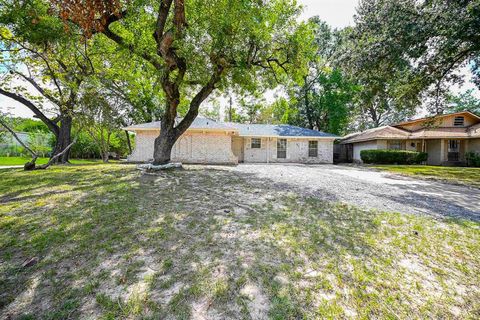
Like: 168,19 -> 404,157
125,117 -> 337,164
339,111 -> 480,166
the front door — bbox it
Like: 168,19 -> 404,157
448,140 -> 460,161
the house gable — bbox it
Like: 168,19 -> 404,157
393,111 -> 480,132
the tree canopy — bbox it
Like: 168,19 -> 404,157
48,0 -> 314,164
349,0 -> 480,114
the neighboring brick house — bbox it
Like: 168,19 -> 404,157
339,111 -> 480,166
125,117 -> 337,164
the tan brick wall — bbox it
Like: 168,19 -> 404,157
128,130 -> 238,164
128,130 -> 157,162
426,139 -> 442,165
242,137 -> 334,164
469,138 -> 480,153
352,141 -> 378,162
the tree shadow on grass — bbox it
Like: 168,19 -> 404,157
376,180 -> 480,221
1,166 -> 478,319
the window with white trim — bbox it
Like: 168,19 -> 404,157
454,116 -> 465,127
277,139 -> 287,158
251,138 -> 261,149
308,141 -> 318,157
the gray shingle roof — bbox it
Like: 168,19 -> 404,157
124,117 -> 236,131
225,123 -> 337,138
125,117 -> 337,138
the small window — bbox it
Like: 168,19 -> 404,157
277,139 -> 287,158
251,138 -> 261,149
454,116 -> 465,127
308,141 -> 318,157
389,140 -> 403,150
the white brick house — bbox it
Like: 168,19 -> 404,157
125,118 -> 337,164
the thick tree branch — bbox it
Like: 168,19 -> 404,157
13,71 -> 62,106
0,117 -> 38,158
3,38 -> 66,98
0,87 -> 59,136
102,26 -> 163,70
175,64 -> 225,134
34,137 -> 77,170
154,0 -> 173,46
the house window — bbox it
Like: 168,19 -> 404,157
308,141 -> 318,157
277,139 -> 287,158
388,140 -> 403,150
454,116 -> 465,127
251,138 -> 261,149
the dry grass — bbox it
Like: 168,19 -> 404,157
1,164 -> 479,319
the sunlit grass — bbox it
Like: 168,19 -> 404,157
0,156 -> 103,166
372,165 -> 480,188
1,165 -> 479,319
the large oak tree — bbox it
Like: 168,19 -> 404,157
349,0 -> 480,115
52,0 -> 313,164
0,0 -> 97,163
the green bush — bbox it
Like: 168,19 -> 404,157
0,145 -> 30,157
361,149 -> 428,164
466,152 -> 480,167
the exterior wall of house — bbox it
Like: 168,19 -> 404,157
243,137 -> 269,162
128,132 -> 334,164
128,130 -> 237,164
426,139 -> 442,165
376,140 -> 388,149
232,137 -> 244,162
469,138 -> 480,153
128,130 -> 157,162
242,137 -> 334,164
405,140 -> 423,151
352,141 -> 379,162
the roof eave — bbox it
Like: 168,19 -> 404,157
124,127 -> 238,132
238,134 -> 337,139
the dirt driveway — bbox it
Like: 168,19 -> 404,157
220,164 -> 480,221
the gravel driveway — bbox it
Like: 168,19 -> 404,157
224,164 -> 480,221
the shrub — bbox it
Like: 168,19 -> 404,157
361,149 -> 428,164
0,145 -> 30,157
466,152 -> 480,167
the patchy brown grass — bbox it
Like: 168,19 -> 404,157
1,164 -> 479,319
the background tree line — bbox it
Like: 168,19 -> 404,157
0,116 -> 132,159
0,0 -> 479,167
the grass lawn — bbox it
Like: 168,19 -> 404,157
1,165 -> 479,319
372,165 -> 480,188
0,157 -> 104,166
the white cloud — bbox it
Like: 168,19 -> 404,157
298,0 -> 359,28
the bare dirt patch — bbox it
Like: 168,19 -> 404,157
1,164 -> 479,319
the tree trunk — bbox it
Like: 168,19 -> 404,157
51,115 -> 72,164
153,127 -> 177,165
125,130 -> 132,154
102,151 -> 109,163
